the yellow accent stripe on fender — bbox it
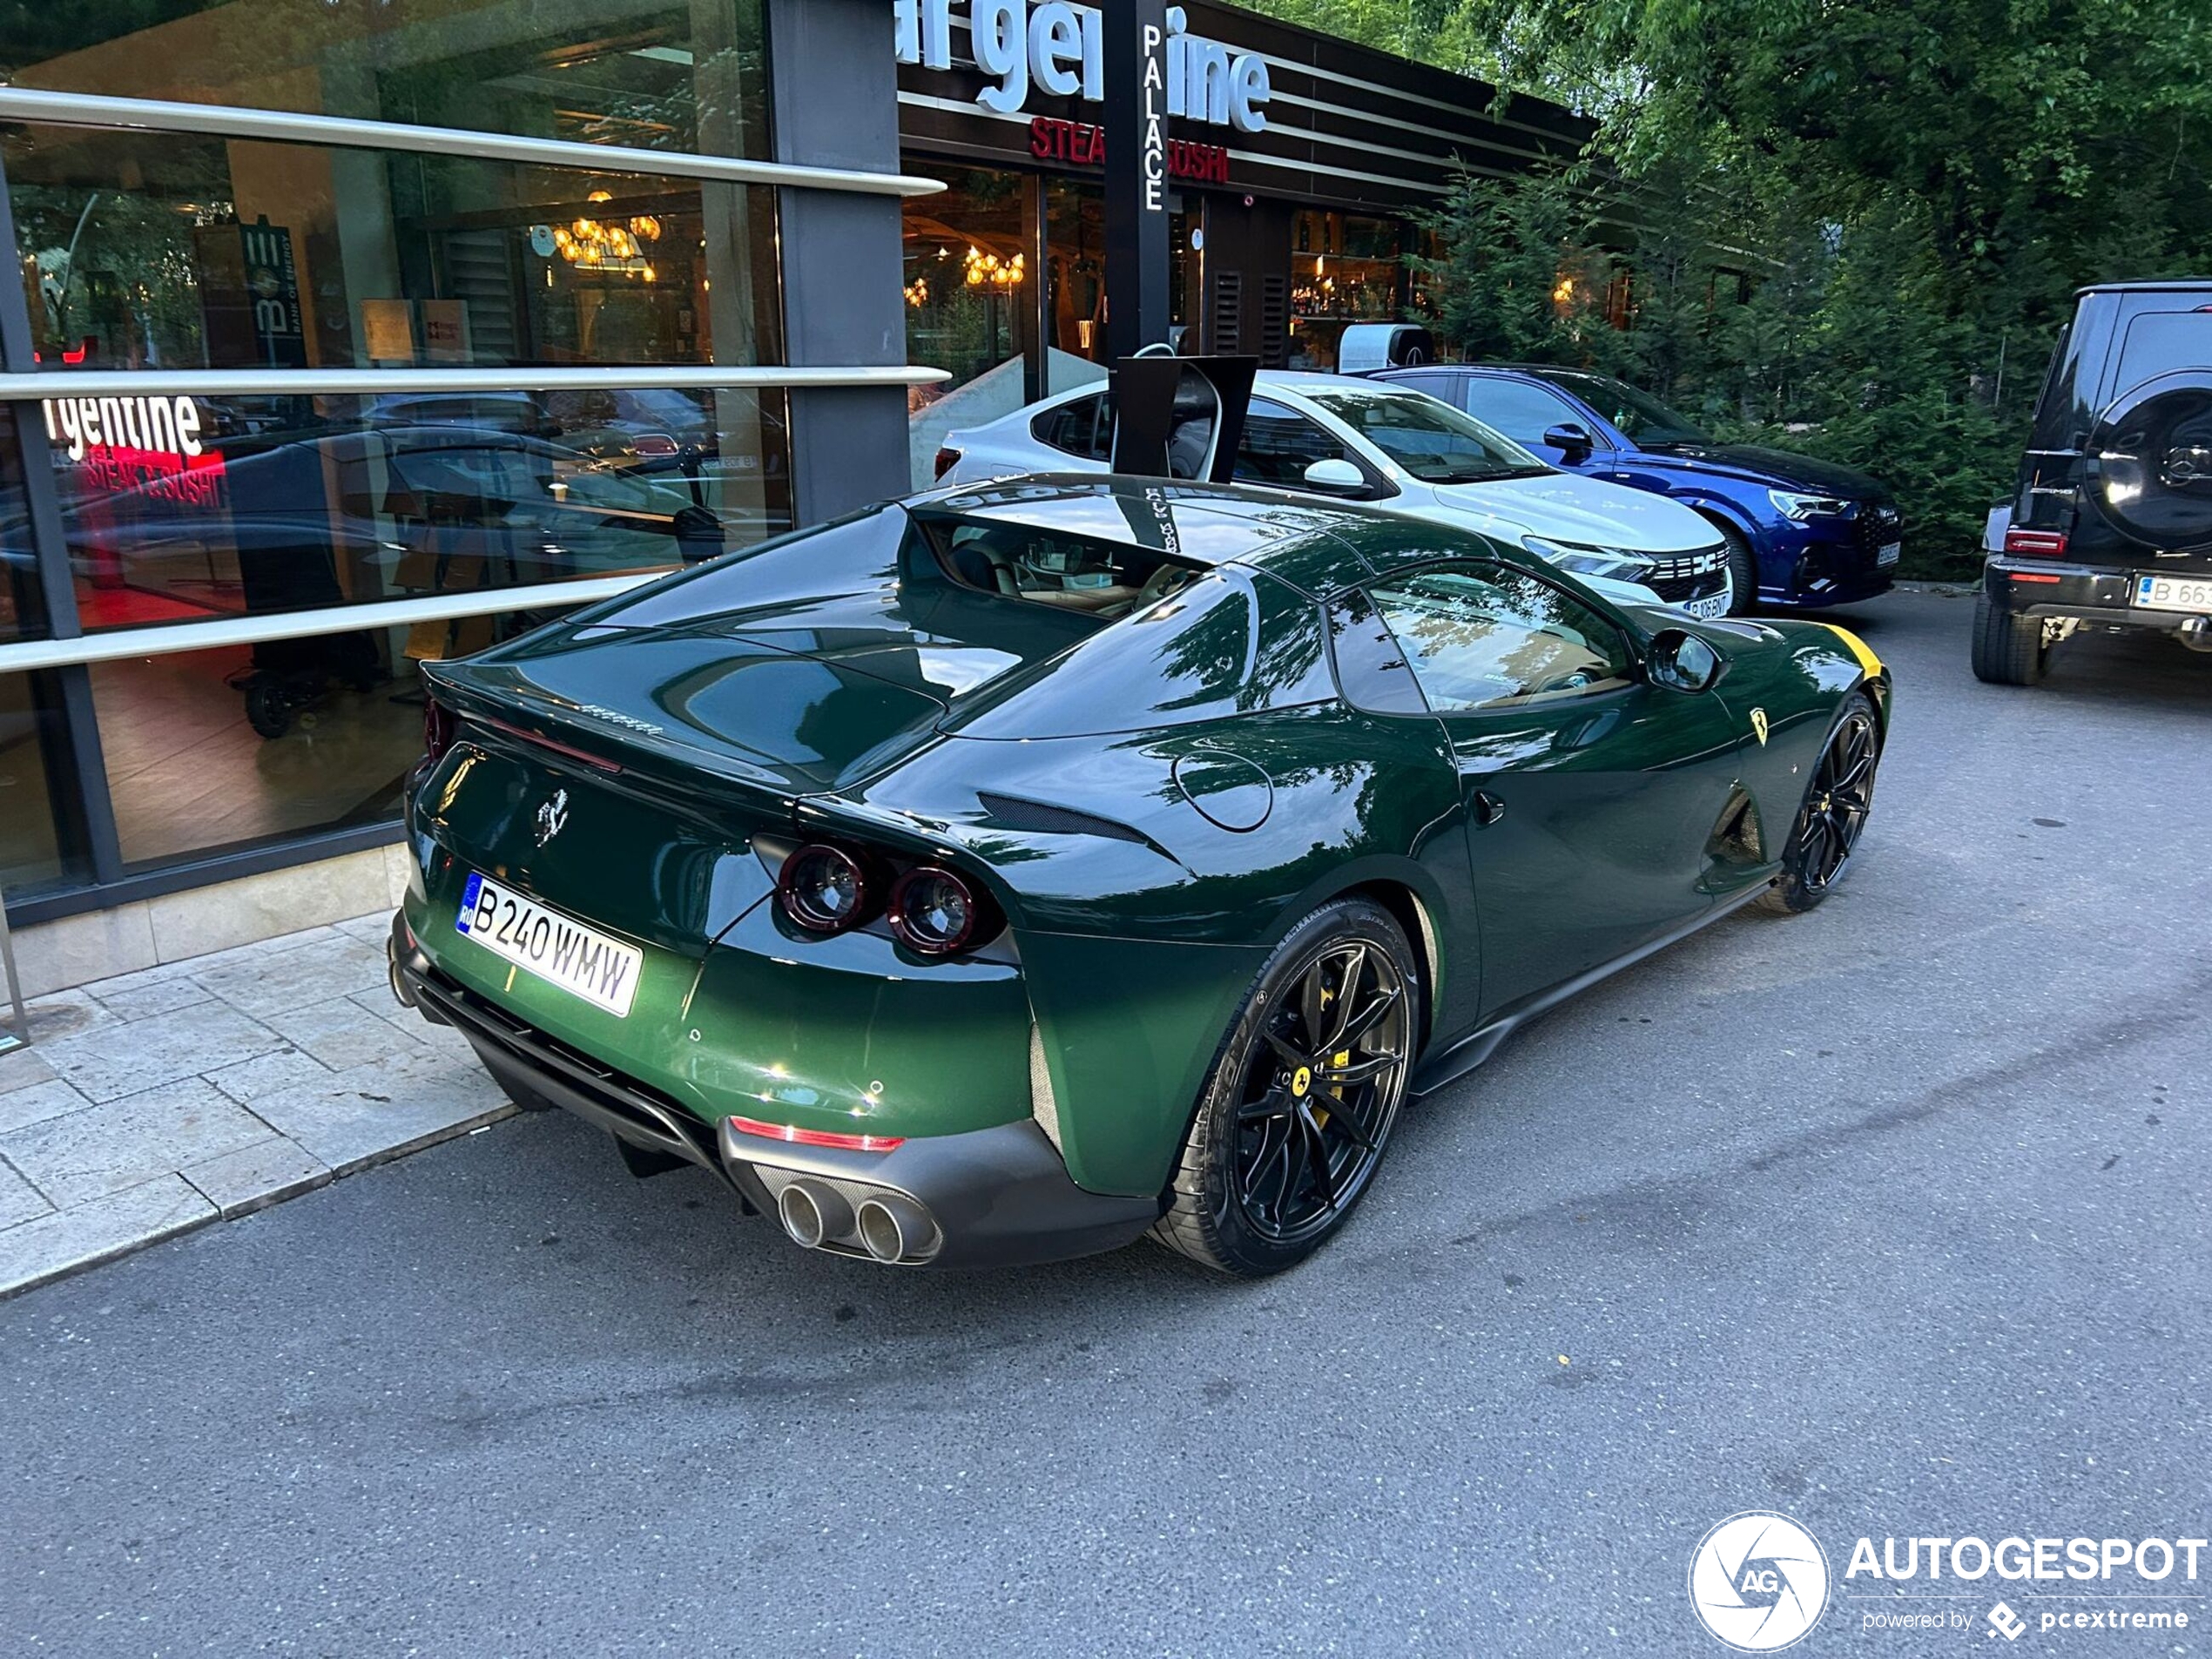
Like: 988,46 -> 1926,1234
1824,623 -> 1885,681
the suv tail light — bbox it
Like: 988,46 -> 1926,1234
2003,527 -> 2068,557
422,697 -> 458,765
933,446 -> 962,480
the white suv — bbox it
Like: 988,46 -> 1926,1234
936,372 -> 1734,616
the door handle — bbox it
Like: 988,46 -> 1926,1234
1471,789 -> 1507,828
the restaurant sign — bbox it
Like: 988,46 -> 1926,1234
896,0 -> 1271,132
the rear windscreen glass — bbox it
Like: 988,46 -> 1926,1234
2113,311 -> 2212,396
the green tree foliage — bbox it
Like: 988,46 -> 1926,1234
1243,0 -> 2212,574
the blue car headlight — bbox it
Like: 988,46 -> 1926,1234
1769,489 -> 1852,520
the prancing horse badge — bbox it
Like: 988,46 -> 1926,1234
1750,708 -> 1770,745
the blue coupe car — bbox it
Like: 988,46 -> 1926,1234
1376,365 -> 1901,612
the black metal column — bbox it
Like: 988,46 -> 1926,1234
1103,0 -> 1171,362
765,0 -> 914,522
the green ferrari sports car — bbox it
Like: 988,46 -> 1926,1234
388,475 -> 1889,1276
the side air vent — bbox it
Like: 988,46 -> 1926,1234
1258,273 -> 1290,369
978,792 -> 1147,845
1028,1022 -> 1063,1152
1208,270 -> 1244,355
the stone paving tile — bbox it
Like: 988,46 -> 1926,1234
0,1077 -> 93,1138
246,1047 -> 512,1176
23,988 -> 113,1044
194,933 -> 388,1022
203,1044 -> 334,1106
36,999 -> 287,1103
334,911 -> 398,946
0,1157 -> 52,1230
183,1138 -> 332,1220
0,914 -> 536,1296
0,1077 -> 273,1210
263,993 -> 427,1072
91,974 -> 219,1026
347,983 -> 442,1035
0,1175 -> 214,1298
0,1044 -> 58,1097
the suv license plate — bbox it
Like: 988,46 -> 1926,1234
1876,542 -> 1902,567
456,872 -> 641,1016
2134,574 -> 2212,614
1683,591 -> 1729,620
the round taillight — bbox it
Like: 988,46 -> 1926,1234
888,865 -> 986,955
777,844 -> 872,934
422,698 -> 457,764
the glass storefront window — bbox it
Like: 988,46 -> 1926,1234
904,169 -> 1036,488
4,126 -> 780,374
47,387 -> 791,635
0,408 -> 48,643
0,671 -> 86,896
1044,177 -> 1103,381
88,633 -> 435,871
1288,210 -> 1406,372
1,0 -> 772,162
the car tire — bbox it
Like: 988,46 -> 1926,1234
1969,590 -> 2047,685
1757,691 -> 1881,914
1152,898 -> 1420,1277
243,678 -> 293,740
1718,523 -> 1760,616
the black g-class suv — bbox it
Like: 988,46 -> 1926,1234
1974,280 -> 2212,684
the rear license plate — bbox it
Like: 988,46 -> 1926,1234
455,872 -> 641,1016
2134,573 -> 2212,613
1876,542 -> 1902,567
1683,590 -> 1729,620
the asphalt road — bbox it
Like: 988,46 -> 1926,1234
4,591 -> 2209,1658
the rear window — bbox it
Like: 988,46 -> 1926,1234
1033,395 -> 1111,461
2113,311 -> 2212,395
920,514 -> 1204,623
946,566 -> 1336,738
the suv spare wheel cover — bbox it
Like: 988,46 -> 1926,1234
2083,369 -> 2212,551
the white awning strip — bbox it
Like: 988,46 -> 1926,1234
0,573 -> 666,675
0,364 -> 947,399
0,87 -> 947,198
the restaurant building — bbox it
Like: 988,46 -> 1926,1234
0,0 -> 1588,991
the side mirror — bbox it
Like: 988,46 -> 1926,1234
1542,421 -> 1594,462
1302,457 -> 1369,496
1645,627 -> 1727,692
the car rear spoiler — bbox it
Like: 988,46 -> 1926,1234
1108,352 -> 1258,483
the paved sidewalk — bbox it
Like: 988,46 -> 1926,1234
0,911 -> 510,1298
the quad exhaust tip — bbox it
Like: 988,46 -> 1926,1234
387,933 -> 417,1008
777,1180 -> 854,1251
855,1193 -> 934,1264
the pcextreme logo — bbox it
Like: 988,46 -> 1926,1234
1689,1511 -> 1832,1652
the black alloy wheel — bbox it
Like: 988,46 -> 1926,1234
1155,899 -> 1418,1275
1718,523 -> 1761,616
1760,694 -> 1879,914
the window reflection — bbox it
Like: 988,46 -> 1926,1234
0,671 -> 85,895
4,126 -> 779,374
89,635 -> 430,869
0,409 -> 47,643
904,169 -> 1035,489
2,0 -> 772,161
49,388 -> 790,634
